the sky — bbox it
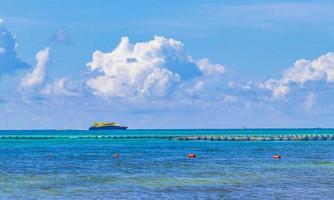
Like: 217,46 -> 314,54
1,0 -> 334,129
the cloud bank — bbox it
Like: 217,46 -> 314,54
1,15 -> 333,129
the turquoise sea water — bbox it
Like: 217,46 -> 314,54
1,129 -> 334,199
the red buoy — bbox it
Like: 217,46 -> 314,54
273,155 -> 281,159
187,153 -> 196,158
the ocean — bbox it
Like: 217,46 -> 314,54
0,129 -> 334,199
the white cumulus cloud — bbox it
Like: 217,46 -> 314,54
19,48 -> 79,97
197,58 -> 225,75
87,36 -> 225,98
20,47 -> 50,89
262,78 -> 290,99
41,78 -> 78,96
263,52 -> 334,98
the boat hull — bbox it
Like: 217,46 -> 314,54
89,126 -> 128,130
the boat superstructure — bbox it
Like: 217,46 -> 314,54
89,122 -> 128,130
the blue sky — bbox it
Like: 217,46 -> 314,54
1,0 -> 334,129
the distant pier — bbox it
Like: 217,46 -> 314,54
0,134 -> 334,141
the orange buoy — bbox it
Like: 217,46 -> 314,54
113,153 -> 120,158
187,153 -> 196,158
273,155 -> 281,159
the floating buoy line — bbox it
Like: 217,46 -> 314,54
0,134 -> 333,141
174,134 -> 334,141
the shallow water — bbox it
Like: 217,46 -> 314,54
0,129 -> 334,199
